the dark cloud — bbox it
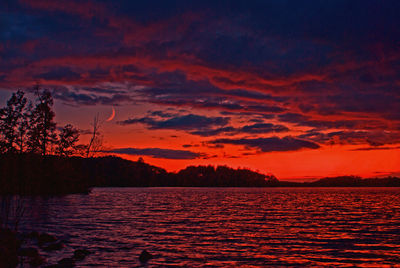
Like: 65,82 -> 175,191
149,110 -> 176,118
118,114 -> 230,130
278,113 -> 309,123
136,73 -> 287,115
278,113 -> 389,130
220,111 -> 275,119
190,127 -> 236,137
190,123 -> 289,137
325,93 -> 400,115
79,86 -> 127,94
182,144 -> 199,148
211,136 -> 320,152
106,147 -> 204,159
248,118 -> 264,123
54,90 -> 132,106
299,130 -> 400,146
149,97 -> 285,115
241,123 -> 288,134
351,146 -> 400,151
202,142 -> 224,149
35,67 -> 81,80
120,109 -> 288,137
217,89 -> 288,102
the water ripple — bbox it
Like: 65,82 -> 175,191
21,187 -> 400,267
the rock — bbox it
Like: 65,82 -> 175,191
0,228 -> 20,268
29,254 -> 46,267
18,247 -> 39,257
58,257 -> 75,267
27,231 -> 40,239
0,228 -> 21,247
38,233 -> 57,245
73,249 -> 91,260
139,250 -> 153,263
0,247 -> 19,268
43,241 -> 64,251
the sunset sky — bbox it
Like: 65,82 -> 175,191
1,0 -> 399,180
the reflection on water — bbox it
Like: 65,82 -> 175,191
21,188 -> 400,267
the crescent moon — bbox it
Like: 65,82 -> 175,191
106,107 -> 116,121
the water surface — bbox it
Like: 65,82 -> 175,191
22,187 -> 400,267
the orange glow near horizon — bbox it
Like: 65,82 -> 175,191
101,122 -> 400,180
116,146 -> 400,180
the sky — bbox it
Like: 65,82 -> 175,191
1,0 -> 400,180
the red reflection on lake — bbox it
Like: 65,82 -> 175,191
21,188 -> 400,267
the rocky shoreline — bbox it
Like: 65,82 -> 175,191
0,228 -> 91,267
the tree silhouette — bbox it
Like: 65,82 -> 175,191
27,86 -> 57,155
86,114 -> 102,157
56,124 -> 80,157
0,87 -> 88,157
0,90 -> 29,153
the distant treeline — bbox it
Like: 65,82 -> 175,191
279,176 -> 400,187
0,154 -> 279,194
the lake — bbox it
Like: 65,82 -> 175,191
21,187 -> 400,267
